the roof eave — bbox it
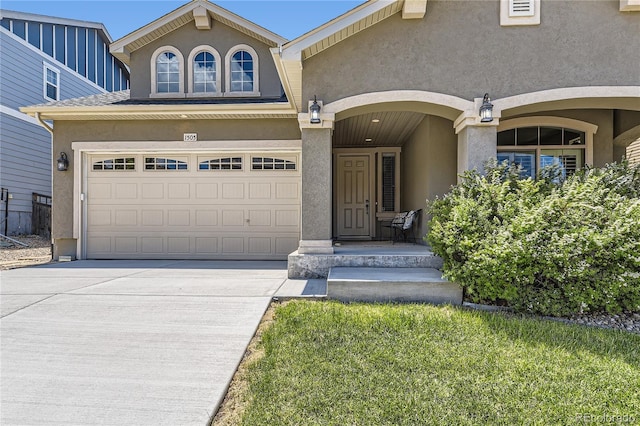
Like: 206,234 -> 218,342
20,102 -> 299,121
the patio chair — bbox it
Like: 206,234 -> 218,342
389,209 -> 422,243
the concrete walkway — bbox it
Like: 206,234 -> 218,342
0,260 -> 313,425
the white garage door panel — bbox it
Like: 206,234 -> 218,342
86,153 -> 300,260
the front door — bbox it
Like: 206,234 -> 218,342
337,155 -> 370,238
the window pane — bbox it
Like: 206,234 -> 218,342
13,20 -> 25,39
0,19 -> 10,31
77,28 -> 86,76
42,23 -> 53,56
497,129 -> 515,146
97,40 -> 105,87
106,55 -> 113,91
54,25 -> 65,63
564,129 -> 585,146
28,22 -> 40,49
382,155 -> 396,211
539,127 -> 562,145
541,149 -> 584,179
87,30 -> 96,82
498,151 -> 535,178
46,84 -> 57,100
66,27 -> 76,71
516,127 -> 538,146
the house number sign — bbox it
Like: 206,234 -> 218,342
183,133 -> 198,142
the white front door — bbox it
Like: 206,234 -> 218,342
337,155 -> 370,238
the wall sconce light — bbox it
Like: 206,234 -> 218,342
479,93 -> 494,123
57,152 -> 69,171
309,95 -> 321,124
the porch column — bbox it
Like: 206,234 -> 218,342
456,125 -> 497,177
299,127 -> 333,254
454,96 -> 501,178
298,116 -> 335,254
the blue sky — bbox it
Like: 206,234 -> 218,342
1,0 -> 362,41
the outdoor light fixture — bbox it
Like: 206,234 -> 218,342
309,95 -> 321,124
479,93 -> 494,123
57,152 -> 69,171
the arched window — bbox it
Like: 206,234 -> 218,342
225,44 -> 259,96
150,46 -> 184,97
497,117 -> 597,180
187,46 -> 221,96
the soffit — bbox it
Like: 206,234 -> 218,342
300,1 -> 403,61
333,110 -> 425,147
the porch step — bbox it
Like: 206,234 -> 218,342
327,267 -> 462,305
288,246 -> 443,278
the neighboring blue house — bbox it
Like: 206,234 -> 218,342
0,10 -> 129,236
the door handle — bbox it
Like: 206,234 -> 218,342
365,200 -> 369,215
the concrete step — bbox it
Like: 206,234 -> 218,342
327,267 -> 462,305
288,250 -> 443,278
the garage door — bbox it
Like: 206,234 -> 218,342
85,152 -> 300,259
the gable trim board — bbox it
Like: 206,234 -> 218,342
0,105 -> 41,126
110,0 -> 287,65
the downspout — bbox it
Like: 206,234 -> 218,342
35,112 -> 54,134
36,112 -> 54,257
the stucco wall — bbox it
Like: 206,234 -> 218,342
129,20 -> 283,99
303,0 -> 639,103
401,115 -> 457,242
51,118 -> 300,245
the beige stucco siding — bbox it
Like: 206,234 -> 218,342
51,119 -> 300,242
129,20 -> 283,99
401,115 -> 457,242
303,0 -> 640,104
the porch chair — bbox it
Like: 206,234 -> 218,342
390,209 -> 422,244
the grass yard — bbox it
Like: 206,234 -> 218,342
223,301 -> 639,426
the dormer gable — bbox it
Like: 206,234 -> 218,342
110,0 -> 286,65
110,0 -> 288,101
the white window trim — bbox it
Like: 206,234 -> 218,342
498,116 -> 597,166
150,45 -> 185,98
43,62 -> 60,101
224,44 -> 260,97
500,0 -> 540,26
187,45 -> 222,97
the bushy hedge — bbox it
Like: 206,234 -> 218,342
427,160 -> 640,316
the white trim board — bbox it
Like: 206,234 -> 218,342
0,104 -> 43,126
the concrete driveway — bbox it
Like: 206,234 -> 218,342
0,260 -> 288,425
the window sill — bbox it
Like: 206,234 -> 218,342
187,92 -> 223,98
149,92 -> 187,99
223,91 -> 261,98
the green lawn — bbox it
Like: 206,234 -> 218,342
236,301 -> 639,426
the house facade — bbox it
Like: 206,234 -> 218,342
22,0 -> 640,265
0,10 -> 129,235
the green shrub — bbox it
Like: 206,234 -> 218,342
427,160 -> 640,316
